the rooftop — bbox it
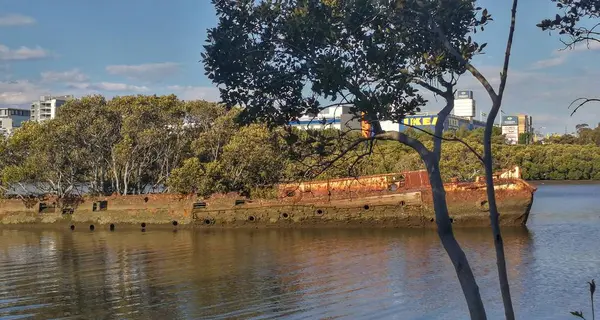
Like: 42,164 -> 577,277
37,95 -> 74,102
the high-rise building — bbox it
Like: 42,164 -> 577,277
30,95 -> 73,122
502,114 -> 533,144
0,107 -> 31,136
517,114 -> 532,138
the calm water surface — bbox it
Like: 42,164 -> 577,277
1,183 -> 600,319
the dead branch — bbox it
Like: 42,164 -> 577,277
569,97 -> 600,116
558,22 -> 600,50
402,123 -> 484,163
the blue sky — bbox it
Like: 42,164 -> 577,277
1,0 -> 599,134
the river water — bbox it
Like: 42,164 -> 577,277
1,182 -> 599,319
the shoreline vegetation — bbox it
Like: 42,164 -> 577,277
0,95 -> 599,201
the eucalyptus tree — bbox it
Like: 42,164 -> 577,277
0,120 -> 87,200
106,94 -> 187,195
55,95 -> 120,195
202,0 -> 509,318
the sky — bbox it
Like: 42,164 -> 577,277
1,0 -> 599,134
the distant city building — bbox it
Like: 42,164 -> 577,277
289,91 -> 486,137
30,95 -> 73,122
518,114 -> 533,142
289,106 -> 362,131
0,107 -> 31,136
501,114 -> 533,144
397,113 -> 486,132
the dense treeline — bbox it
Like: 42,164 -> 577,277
545,123 -> 600,146
0,95 -> 599,198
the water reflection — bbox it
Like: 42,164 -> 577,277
0,183 -> 599,319
0,227 -> 534,319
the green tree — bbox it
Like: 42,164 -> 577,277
518,132 -> 532,145
167,157 -> 215,195
219,124 -> 287,194
202,1 -> 518,318
55,95 -> 120,195
1,120 -> 87,202
106,94 -> 187,195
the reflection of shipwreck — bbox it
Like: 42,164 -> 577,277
0,167 -> 536,228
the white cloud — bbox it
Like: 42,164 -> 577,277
424,65 -> 600,134
69,82 -> 149,92
569,41 -> 600,52
0,14 -> 35,26
0,80 -> 45,104
167,85 -> 220,101
531,56 -> 566,70
41,69 -> 89,83
530,41 -> 600,70
106,62 -> 180,81
0,44 -> 49,61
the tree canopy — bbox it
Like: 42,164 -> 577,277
538,0 -> 600,46
1,95 -> 599,200
203,0 -> 488,128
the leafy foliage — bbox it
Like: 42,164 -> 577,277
5,98 -> 600,200
203,0 -> 488,128
538,0 -> 600,46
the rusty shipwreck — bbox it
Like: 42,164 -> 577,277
0,166 -> 536,228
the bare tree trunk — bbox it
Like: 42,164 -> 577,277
425,154 -> 488,319
434,93 -> 487,319
434,1 -> 519,317
483,127 -> 514,320
123,163 -> 129,196
378,126 -> 488,319
482,2 -> 519,319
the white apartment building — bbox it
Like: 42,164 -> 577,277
289,105 -> 362,131
0,107 -> 31,136
30,95 -> 73,122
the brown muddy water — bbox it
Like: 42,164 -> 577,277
1,182 -> 599,319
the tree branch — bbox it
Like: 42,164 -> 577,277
497,0 -> 519,101
569,97 -> 600,116
431,20 -> 498,102
481,2 -> 519,320
402,123 -> 484,163
412,77 -> 446,96
309,130 -> 429,179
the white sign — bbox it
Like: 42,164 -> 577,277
502,125 -> 519,144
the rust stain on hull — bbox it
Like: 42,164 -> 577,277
0,167 -> 535,228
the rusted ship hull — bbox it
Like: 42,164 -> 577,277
0,167 -> 535,229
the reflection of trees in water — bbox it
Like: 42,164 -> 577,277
189,230 -> 286,318
0,230 -> 193,319
187,229 -> 398,317
0,228 -> 534,319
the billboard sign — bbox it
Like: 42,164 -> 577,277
502,116 -> 518,126
401,115 -> 438,127
502,125 -> 518,144
456,90 -> 473,99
